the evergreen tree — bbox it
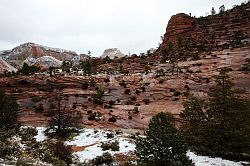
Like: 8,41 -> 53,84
0,90 -> 19,129
219,5 -> 225,15
181,69 -> 250,161
20,63 -> 40,75
45,95 -> 82,138
135,112 -> 194,166
211,7 -> 216,15
61,60 -> 72,73
80,60 -> 92,75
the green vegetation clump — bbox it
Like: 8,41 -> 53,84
0,90 -> 19,129
135,112 -> 194,166
19,63 -> 40,75
124,89 -> 131,95
100,141 -> 119,151
173,91 -> 181,96
242,58 -> 250,71
92,152 -> 114,166
108,117 -> 117,123
0,126 -> 78,166
180,69 -> 250,161
143,98 -> 150,105
92,89 -> 104,105
45,96 -> 82,138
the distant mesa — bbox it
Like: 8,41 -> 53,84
101,48 -> 125,59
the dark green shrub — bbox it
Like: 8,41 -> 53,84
143,98 -> 150,105
119,80 -> 127,88
108,117 -> 117,123
92,152 -> 113,166
136,112 -> 194,166
173,91 -> 181,96
82,82 -> 89,90
106,132 -> 114,139
49,141 -> 73,165
0,90 -> 19,129
100,141 -> 119,151
131,96 -> 137,101
35,104 -> 44,113
133,107 -> 139,114
159,80 -> 164,84
124,89 -> 131,95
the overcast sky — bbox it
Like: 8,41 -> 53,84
0,0 -> 244,56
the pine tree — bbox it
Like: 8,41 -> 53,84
135,112 -> 194,166
181,69 -> 250,161
19,63 -> 40,75
45,95 -> 82,138
211,7 -> 216,15
0,90 -> 19,129
219,5 -> 225,15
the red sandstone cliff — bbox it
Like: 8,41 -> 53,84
159,2 -> 250,54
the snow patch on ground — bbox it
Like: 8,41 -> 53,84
34,127 -> 47,142
65,129 -> 110,146
65,129 -> 136,162
34,127 -> 249,165
74,137 -> 136,162
187,151 -> 248,166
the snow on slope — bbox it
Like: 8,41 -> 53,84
13,42 -> 76,54
24,56 -> 62,68
34,127 -> 249,166
187,151 -> 249,166
0,58 -> 17,72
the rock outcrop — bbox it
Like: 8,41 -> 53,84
5,42 -> 78,68
23,56 -> 63,69
159,2 -> 250,53
160,13 -> 196,49
101,48 -> 125,59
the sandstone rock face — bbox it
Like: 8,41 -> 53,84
101,48 -> 125,59
161,13 -> 196,49
159,3 -> 250,53
6,43 -> 78,68
0,58 -> 17,72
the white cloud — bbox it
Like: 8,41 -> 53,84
0,0 -> 244,56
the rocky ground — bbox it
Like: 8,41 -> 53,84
0,44 -> 249,130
